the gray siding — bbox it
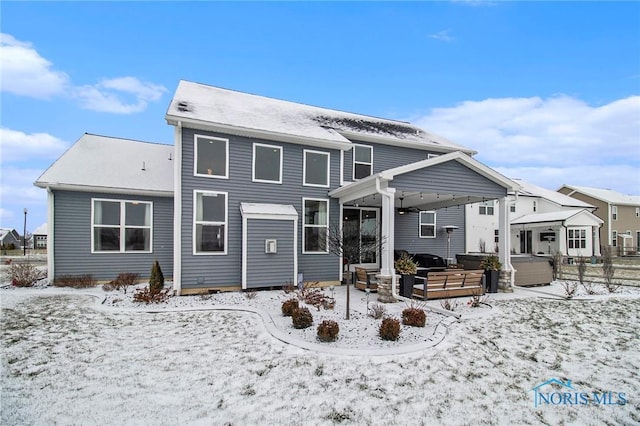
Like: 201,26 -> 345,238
53,190 -> 174,281
246,219 -> 295,288
392,161 -> 507,198
180,128 -> 341,289
394,207 -> 465,260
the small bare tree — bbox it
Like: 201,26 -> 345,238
552,251 -> 563,281
602,246 -> 619,293
323,220 -> 384,320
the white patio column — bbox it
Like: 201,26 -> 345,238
498,196 -> 514,290
380,189 -> 394,276
593,226 -> 601,256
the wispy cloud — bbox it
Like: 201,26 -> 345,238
412,95 -> 640,194
0,128 -> 68,163
428,29 -> 454,42
0,33 -> 167,114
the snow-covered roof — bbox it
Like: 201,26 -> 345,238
166,80 -> 474,154
559,185 -> 640,206
35,134 -> 173,196
0,228 -> 19,240
240,203 -> 298,218
515,180 -> 593,208
511,209 -> 603,226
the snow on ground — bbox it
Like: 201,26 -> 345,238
1,280 -> 640,425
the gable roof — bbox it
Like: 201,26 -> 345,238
32,223 -> 48,235
559,185 -> 640,206
165,80 -> 474,154
511,209 -> 603,226
0,228 -> 20,242
35,134 -> 173,196
515,180 -> 593,208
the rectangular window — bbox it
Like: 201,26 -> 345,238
303,198 -> 328,253
92,199 -> 152,253
612,231 -> 618,247
479,200 -> 495,216
419,211 -> 436,238
303,150 -> 330,187
194,135 -> 228,179
510,204 -> 516,213
533,201 -> 537,212
353,144 -> 373,180
194,191 -> 227,254
636,207 -> 639,218
568,228 -> 586,249
253,143 -> 282,183
494,229 -> 499,244
612,205 -> 618,220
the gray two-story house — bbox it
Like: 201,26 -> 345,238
36,80 -> 519,296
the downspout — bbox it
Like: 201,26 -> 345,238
47,187 -> 54,282
173,121 -> 183,295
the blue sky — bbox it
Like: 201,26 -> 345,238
1,1 -> 639,233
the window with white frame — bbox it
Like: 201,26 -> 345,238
92,199 -> 152,253
494,229 -> 499,244
636,207 -> 639,217
303,198 -> 328,253
253,143 -> 282,183
612,231 -> 618,247
568,228 -> 586,249
194,135 -> 228,178
419,211 -> 436,238
303,150 -> 330,187
194,191 -> 227,254
533,201 -> 537,212
510,204 -> 516,213
479,200 -> 495,215
612,205 -> 618,220
353,145 -> 372,180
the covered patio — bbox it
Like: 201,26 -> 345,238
329,151 -> 520,302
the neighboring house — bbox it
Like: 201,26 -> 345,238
36,80 -> 519,295
0,228 -> 20,249
32,223 -> 48,250
558,185 -> 640,255
466,180 -> 603,257
35,134 -> 174,281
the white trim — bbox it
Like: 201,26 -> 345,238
303,149 -> 330,188
173,123 -> 182,294
193,134 -> 229,179
33,182 -> 173,197
340,150 -> 345,186
418,210 -> 436,239
612,205 -> 618,221
342,205 -> 381,269
193,190 -> 228,256
47,188 -> 54,282
90,198 -> 154,254
302,197 -> 330,254
352,144 -> 373,181
252,142 -> 283,184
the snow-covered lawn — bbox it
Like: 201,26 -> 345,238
1,282 -> 639,425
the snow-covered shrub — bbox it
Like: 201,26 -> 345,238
440,298 -> 459,311
244,289 -> 257,299
560,281 -> 578,298
291,307 -> 313,329
281,298 -> 299,316
133,286 -> 169,304
317,320 -> 339,342
103,272 -> 139,293
402,306 -> 426,327
368,302 -> 386,319
379,317 -> 401,341
8,262 -> 46,287
53,274 -> 96,288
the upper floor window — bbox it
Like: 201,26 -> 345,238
419,211 -> 436,238
194,135 -> 228,179
353,145 -> 373,180
612,205 -> 618,221
494,229 -> 499,243
253,143 -> 282,184
479,200 -> 495,216
92,199 -> 152,253
194,191 -> 227,255
533,201 -> 537,212
636,207 -> 639,217
304,150 -> 330,187
303,198 -> 329,253
510,204 -> 516,213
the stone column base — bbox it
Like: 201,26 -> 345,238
377,274 -> 398,303
498,270 -> 514,292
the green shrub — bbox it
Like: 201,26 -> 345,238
53,274 -> 97,288
379,317 -> 401,341
317,320 -> 339,342
292,307 -> 313,329
402,307 -> 426,327
149,260 -> 164,294
281,298 -> 299,316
